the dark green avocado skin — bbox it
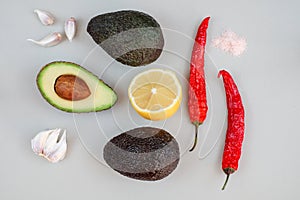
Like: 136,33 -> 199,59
103,127 -> 180,181
87,10 -> 164,67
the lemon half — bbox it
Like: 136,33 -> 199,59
128,68 -> 182,120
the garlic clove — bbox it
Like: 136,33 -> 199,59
46,130 -> 67,163
43,128 -> 61,157
31,128 -> 67,163
65,17 -> 76,41
46,142 -> 67,163
34,9 -> 55,25
31,129 -> 52,155
27,32 -> 62,47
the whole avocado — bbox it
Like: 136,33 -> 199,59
87,10 -> 164,67
103,127 -> 180,181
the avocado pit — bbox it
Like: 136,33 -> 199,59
54,74 -> 91,101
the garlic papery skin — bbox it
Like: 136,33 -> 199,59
34,9 -> 55,25
31,129 -> 53,155
65,17 -> 76,41
46,130 -> 67,163
31,128 -> 67,163
27,32 -> 62,47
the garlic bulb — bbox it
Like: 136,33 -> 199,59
34,9 -> 55,26
65,17 -> 76,41
27,32 -> 62,47
31,128 -> 67,163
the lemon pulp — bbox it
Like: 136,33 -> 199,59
128,69 -> 182,121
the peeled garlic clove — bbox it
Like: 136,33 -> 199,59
31,128 -> 67,163
65,17 -> 76,41
31,129 -> 52,155
34,9 -> 55,25
27,32 -> 62,47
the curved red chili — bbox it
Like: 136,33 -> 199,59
218,69 -> 245,190
188,17 -> 210,152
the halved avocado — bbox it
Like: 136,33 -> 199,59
37,61 -> 117,113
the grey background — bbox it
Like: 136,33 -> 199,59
1,0 -> 299,199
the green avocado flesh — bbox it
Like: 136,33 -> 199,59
87,10 -> 164,67
37,61 -> 117,113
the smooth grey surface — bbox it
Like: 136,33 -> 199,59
1,0 -> 300,199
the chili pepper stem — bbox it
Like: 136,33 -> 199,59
222,174 -> 230,190
189,124 -> 199,152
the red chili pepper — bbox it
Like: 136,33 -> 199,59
188,17 -> 210,152
218,70 -> 245,190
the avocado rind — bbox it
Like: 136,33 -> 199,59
36,61 -> 117,113
87,10 -> 164,67
103,127 -> 180,181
